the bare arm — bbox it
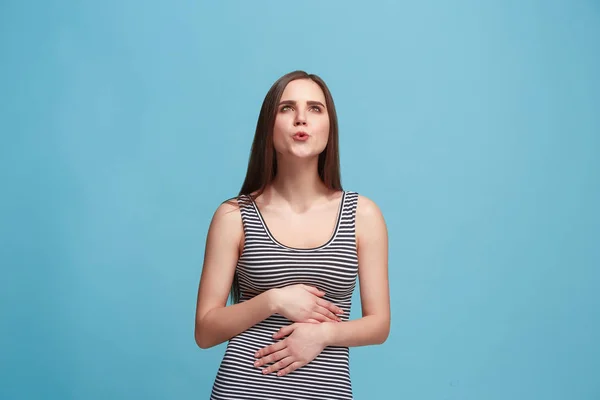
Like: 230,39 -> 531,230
322,195 -> 391,347
194,201 -> 276,349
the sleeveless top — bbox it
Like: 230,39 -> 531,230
210,190 -> 360,400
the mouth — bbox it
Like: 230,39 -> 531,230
292,131 -> 309,140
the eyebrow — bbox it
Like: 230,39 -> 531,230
278,100 -> 326,108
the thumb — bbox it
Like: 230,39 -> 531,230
273,323 -> 297,339
303,285 -> 325,297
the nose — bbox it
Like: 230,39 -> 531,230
294,109 -> 307,126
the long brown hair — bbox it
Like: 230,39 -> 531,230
230,70 -> 343,304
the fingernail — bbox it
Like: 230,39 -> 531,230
254,361 -> 259,367
255,352 -> 259,357
262,369 -> 268,374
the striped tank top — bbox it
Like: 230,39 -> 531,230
210,190 -> 359,400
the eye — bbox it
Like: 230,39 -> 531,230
280,105 -> 293,112
309,106 -> 322,112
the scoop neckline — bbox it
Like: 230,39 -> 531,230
249,191 -> 346,251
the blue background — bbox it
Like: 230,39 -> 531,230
1,1 -> 599,399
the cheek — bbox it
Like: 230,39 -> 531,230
316,119 -> 330,145
272,118 -> 288,151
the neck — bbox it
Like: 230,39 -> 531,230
268,156 -> 330,209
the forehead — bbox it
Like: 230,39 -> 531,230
280,79 -> 326,102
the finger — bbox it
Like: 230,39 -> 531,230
255,340 -> 286,358
262,356 -> 295,375
305,318 -> 320,324
254,348 -> 290,368
277,361 -> 303,377
309,312 -> 331,323
317,298 -> 344,315
315,305 -> 341,322
273,324 -> 296,339
302,285 -> 325,297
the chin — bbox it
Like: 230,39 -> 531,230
285,150 -> 322,160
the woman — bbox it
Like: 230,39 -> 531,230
194,70 -> 390,399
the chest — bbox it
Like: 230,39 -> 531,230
258,204 -> 341,249
237,193 -> 359,298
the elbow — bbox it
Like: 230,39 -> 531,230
195,333 -> 209,349
376,329 -> 389,345
195,308 -> 225,349
195,332 -> 214,349
194,322 -> 214,349
375,317 -> 390,345
196,340 -> 212,350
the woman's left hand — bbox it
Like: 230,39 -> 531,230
254,322 -> 333,376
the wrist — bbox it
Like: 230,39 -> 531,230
320,322 -> 338,346
266,289 -> 280,315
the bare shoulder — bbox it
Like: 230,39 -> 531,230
356,194 -> 384,218
213,197 -> 242,221
356,194 -> 387,242
207,197 -> 244,247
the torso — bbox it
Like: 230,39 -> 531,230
210,189 -> 360,400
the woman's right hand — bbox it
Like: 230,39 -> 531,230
269,284 -> 344,323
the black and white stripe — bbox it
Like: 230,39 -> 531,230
210,191 -> 359,400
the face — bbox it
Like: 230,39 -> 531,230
272,79 -> 330,160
